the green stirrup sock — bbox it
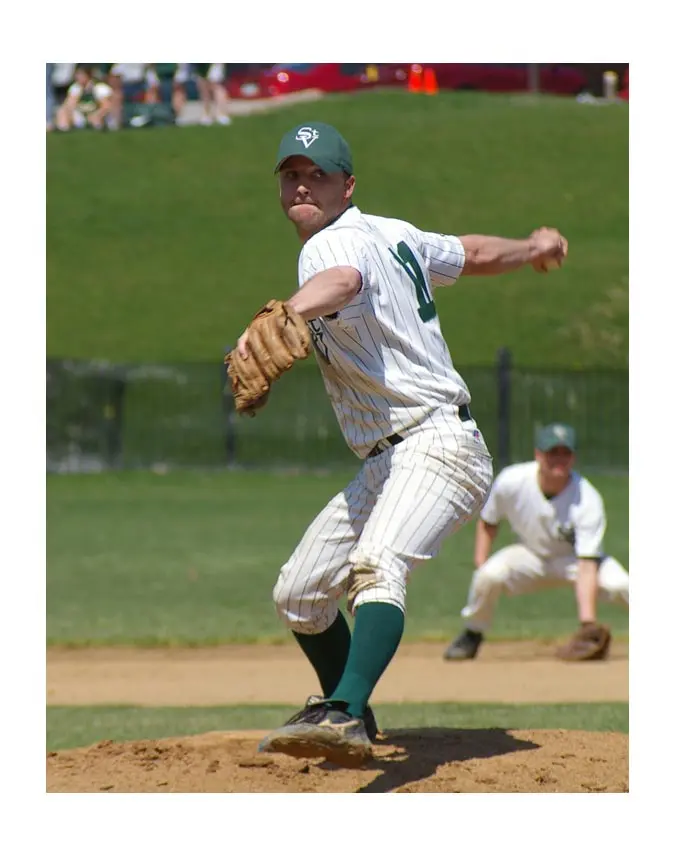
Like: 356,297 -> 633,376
328,602 -> 405,719
292,610 -> 352,698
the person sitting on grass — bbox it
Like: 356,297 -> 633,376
55,65 -> 114,132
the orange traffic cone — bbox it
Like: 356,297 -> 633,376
422,67 -> 438,95
408,64 -> 423,93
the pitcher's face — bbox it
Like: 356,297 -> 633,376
279,155 -> 355,237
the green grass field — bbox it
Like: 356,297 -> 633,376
47,469 -> 628,646
47,90 -> 628,369
46,702 -> 628,751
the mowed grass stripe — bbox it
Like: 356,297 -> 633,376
46,471 -> 629,646
46,702 -> 629,751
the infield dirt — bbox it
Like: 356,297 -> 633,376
46,640 -> 628,793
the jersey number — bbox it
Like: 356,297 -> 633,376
389,241 -> 437,322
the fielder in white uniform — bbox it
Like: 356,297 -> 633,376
443,422 -> 629,661
239,122 -> 569,765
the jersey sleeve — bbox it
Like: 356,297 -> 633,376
67,82 -> 82,99
298,230 -> 369,287
480,473 -> 506,525
573,485 -> 607,559
416,229 -> 466,287
93,82 -> 114,100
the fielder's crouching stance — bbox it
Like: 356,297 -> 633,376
443,423 -> 629,663
226,122 -> 569,766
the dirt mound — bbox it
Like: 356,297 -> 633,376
46,728 -> 628,793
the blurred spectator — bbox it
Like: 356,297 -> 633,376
52,63 -> 76,103
146,64 -> 191,122
46,63 -> 55,131
193,64 -> 232,125
111,64 -> 152,100
55,65 -> 114,131
95,65 -> 124,130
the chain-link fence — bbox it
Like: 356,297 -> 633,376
46,353 -> 628,473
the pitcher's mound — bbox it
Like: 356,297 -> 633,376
47,727 -> 628,793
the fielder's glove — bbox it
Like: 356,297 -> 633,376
555,622 -> 612,662
225,299 -> 311,416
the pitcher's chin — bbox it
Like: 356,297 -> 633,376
289,203 -> 322,226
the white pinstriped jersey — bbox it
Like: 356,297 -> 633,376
298,205 -> 471,458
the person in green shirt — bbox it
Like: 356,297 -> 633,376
55,65 -> 114,131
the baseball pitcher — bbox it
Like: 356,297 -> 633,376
226,122 -> 568,766
443,423 -> 629,662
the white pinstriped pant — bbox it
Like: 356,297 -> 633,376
273,408 -> 494,633
460,544 -> 630,632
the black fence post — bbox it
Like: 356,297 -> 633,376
221,350 -> 237,466
496,347 -> 512,471
102,374 -> 127,469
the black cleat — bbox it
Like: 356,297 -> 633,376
443,628 -> 484,660
258,699 -> 373,767
305,694 -> 379,743
362,705 -> 379,744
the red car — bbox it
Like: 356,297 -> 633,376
227,62 -> 588,100
227,63 -> 407,99
618,67 -> 629,100
406,63 -> 589,96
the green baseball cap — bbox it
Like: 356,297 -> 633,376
536,423 -> 577,452
274,122 -> 353,175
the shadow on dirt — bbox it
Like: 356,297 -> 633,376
353,727 -> 540,793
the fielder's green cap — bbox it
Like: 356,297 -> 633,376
274,122 -> 353,175
536,423 -> 577,452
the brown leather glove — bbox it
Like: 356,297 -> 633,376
555,622 -> 612,661
225,299 -> 311,416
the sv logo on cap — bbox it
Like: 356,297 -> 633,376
295,126 -> 319,148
